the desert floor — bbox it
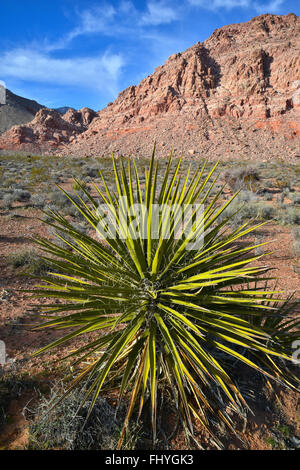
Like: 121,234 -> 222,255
0,154 -> 299,450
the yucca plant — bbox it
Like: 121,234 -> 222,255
29,149 -> 299,448
246,284 -> 300,392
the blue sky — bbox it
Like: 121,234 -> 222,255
0,0 -> 299,110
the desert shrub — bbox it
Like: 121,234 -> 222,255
239,203 -> 259,219
238,190 -> 258,203
222,200 -> 275,227
224,166 -> 260,192
280,207 -> 300,225
62,203 -> 81,217
263,192 -> 273,201
2,193 -> 15,209
28,382 -> 121,450
275,178 -> 291,191
49,190 -> 72,208
290,192 -> 300,205
9,249 -> 48,275
12,189 -> 31,202
29,167 -> 49,185
2,177 -> 16,188
30,152 -> 299,449
85,166 -> 99,178
293,240 -> 300,257
256,202 -> 276,220
292,228 -> 300,241
292,229 -> 300,257
30,194 -> 46,208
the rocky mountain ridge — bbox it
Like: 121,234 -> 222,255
0,89 -> 44,135
0,13 -> 299,160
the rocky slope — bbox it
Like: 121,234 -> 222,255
0,13 -> 299,160
0,107 -> 97,153
0,89 -> 44,135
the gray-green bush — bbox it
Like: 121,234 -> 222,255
28,382 -> 121,450
9,249 -> 48,275
280,208 -> 300,225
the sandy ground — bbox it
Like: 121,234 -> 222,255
0,185 -> 299,450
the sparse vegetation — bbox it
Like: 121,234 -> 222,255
280,207 -> 300,225
292,228 -> 300,257
263,191 -> 273,201
9,249 -> 48,275
30,194 -> 46,208
290,192 -> 300,205
224,166 -> 260,192
28,153 -> 299,449
12,189 -> 31,202
0,153 -> 300,451
2,193 -> 15,209
28,381 -> 122,450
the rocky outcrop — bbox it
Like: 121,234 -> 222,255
0,89 -> 44,135
0,13 -> 299,160
0,107 -> 97,152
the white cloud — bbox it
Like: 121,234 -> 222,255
119,1 -> 136,15
45,2 -> 137,50
68,4 -> 117,40
140,1 -> 179,26
188,0 -> 285,12
0,1 -> 180,102
43,2 -> 179,53
0,2 -> 184,108
254,0 -> 285,13
0,48 -> 124,97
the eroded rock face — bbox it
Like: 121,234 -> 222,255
63,108 -> 98,128
0,13 -> 299,160
0,107 -> 97,152
96,13 -> 299,122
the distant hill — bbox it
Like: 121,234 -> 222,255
0,89 -> 45,134
55,107 -> 76,115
